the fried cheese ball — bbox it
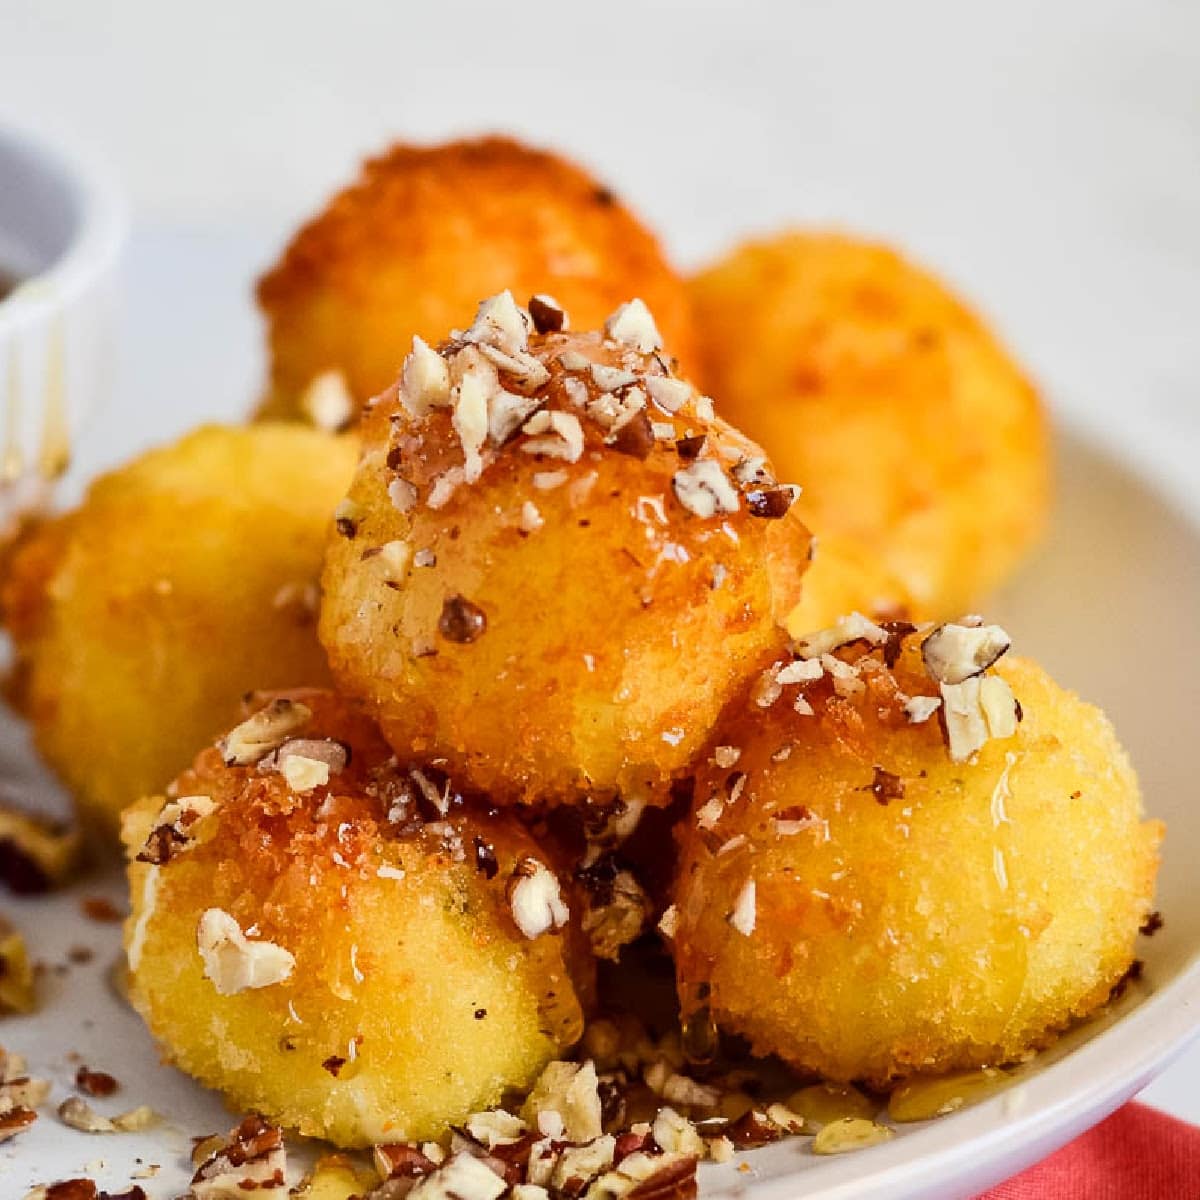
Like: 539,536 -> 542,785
124,691 -> 591,1147
672,619 -> 1161,1087
689,232 -> 1050,616
1,424 -> 357,838
320,293 -> 811,806
257,137 -> 697,423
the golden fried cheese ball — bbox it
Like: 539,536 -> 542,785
124,691 -> 591,1147
320,293 -> 811,806
1,424 -> 357,838
256,137 -> 697,423
672,617 -> 1161,1087
689,232 -> 1050,616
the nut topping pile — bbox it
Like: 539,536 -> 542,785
753,613 -> 1021,763
359,292 -> 800,531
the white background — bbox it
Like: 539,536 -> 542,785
2,0 -> 1198,1129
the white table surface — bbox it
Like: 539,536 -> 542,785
2,0 -> 1198,1132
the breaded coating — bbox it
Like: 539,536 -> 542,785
319,293 -> 810,806
1,424 -> 358,838
689,232 -> 1049,616
672,624 -> 1161,1088
257,137 -> 696,422
124,691 -> 592,1147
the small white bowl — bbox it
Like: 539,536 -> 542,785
0,124 -> 126,530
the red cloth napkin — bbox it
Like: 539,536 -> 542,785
978,1103 -> 1200,1199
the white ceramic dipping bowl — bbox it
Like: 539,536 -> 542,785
0,124 -> 125,529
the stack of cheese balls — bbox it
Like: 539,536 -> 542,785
0,138 -> 1160,1158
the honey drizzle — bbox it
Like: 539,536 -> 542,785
787,1082 -> 877,1128
37,319 -> 71,480
681,996 -> 719,1066
888,1066 -> 1011,1122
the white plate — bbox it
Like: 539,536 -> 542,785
2,425 -> 1198,1199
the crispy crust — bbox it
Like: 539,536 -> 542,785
257,137 -> 696,419
124,690 -> 593,1147
689,231 -> 1050,617
319,309 -> 810,806
673,645 -> 1162,1087
0,424 -> 358,838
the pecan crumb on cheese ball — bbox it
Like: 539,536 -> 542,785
670,617 -> 1161,1088
690,232 -> 1050,617
123,691 -> 592,1148
256,136 -> 697,425
1,424 -> 358,839
319,293 -> 811,807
